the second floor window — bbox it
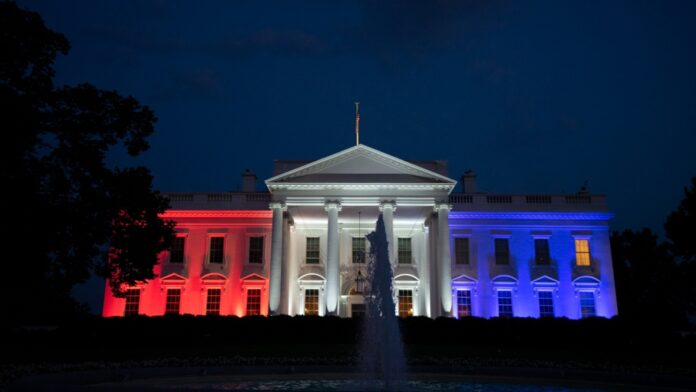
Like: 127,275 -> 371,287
398,237 -> 412,264
454,237 -> 470,265
306,237 -> 320,264
494,238 -> 510,265
170,237 -> 185,264
209,237 -> 224,264
534,239 -> 550,265
575,239 -> 591,266
249,236 -> 264,264
352,237 -> 366,264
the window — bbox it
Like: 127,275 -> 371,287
575,239 -> 591,266
495,238 -> 510,265
351,303 -> 365,318
352,237 -> 366,264
165,288 -> 181,315
306,237 -> 320,264
398,238 -> 412,264
534,239 -> 550,265
209,237 -> 224,264
124,288 -> 140,316
246,289 -> 261,316
454,237 -> 470,265
497,290 -> 513,317
538,291 -> 554,317
170,237 -> 185,264
304,289 -> 319,315
457,290 -> 472,317
579,291 -> 596,318
398,289 -> 413,317
206,288 -> 221,315
248,236 -> 264,264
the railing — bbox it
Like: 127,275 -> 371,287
486,195 -> 513,204
449,194 -> 473,204
167,193 -> 194,202
525,195 -> 552,204
448,192 -> 606,211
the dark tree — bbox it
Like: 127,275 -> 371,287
0,1 -> 174,323
665,177 -> 696,263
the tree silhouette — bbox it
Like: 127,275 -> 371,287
0,1 -> 174,322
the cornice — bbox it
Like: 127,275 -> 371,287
160,210 -> 272,219
449,211 -> 614,221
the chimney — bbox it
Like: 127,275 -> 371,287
242,169 -> 257,192
461,170 -> 477,193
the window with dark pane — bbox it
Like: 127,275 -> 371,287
206,288 -> 221,315
497,290 -> 513,317
538,291 -> 554,317
170,237 -> 185,264
457,290 -> 472,317
579,291 -> 596,318
455,237 -> 470,265
209,237 -> 224,264
306,237 -> 320,264
165,288 -> 181,315
534,239 -> 550,265
352,237 -> 366,264
124,288 -> 140,316
249,236 -> 264,264
398,238 -> 412,264
246,289 -> 261,316
494,238 -> 510,265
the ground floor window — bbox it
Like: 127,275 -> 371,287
165,288 -> 181,315
304,289 -> 319,315
124,288 -> 140,316
538,291 -> 554,317
246,289 -> 261,316
457,290 -> 472,317
579,291 -> 596,318
206,288 -> 221,315
398,289 -> 413,317
351,303 -> 365,318
497,290 -> 513,317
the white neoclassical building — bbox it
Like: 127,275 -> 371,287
103,144 -> 618,320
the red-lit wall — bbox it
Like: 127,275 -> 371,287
102,210 -> 273,317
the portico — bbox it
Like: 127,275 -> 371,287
265,144 -> 457,317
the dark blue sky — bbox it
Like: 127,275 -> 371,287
22,0 -> 695,233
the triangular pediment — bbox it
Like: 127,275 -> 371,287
266,145 -> 456,186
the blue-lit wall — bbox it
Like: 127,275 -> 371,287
449,212 -> 618,320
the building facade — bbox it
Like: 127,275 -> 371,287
102,144 -> 618,319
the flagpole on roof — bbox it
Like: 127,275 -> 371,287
355,101 -> 360,146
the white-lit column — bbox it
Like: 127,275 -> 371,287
435,203 -> 452,317
268,201 -> 286,315
379,201 -> 396,263
325,201 -> 341,315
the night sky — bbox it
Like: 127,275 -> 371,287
20,1 -> 696,311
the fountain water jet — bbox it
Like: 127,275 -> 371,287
360,214 -> 406,390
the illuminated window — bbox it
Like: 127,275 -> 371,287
209,237 -> 224,264
165,288 -> 181,315
170,237 -> 185,264
306,237 -> 320,264
124,288 -> 140,316
457,290 -> 472,317
579,291 -> 596,318
495,238 -> 510,265
398,238 -> 412,264
398,289 -> 413,317
249,236 -> 264,264
206,288 -> 221,315
351,303 -> 365,318
538,291 -> 554,317
352,237 -> 366,264
575,239 -> 591,266
497,290 -> 513,317
534,239 -> 550,265
246,289 -> 261,316
454,238 -> 470,265
304,289 -> 319,315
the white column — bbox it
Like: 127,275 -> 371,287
435,203 -> 452,317
268,202 -> 285,315
379,201 -> 396,263
325,201 -> 341,315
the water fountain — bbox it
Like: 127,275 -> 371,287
360,214 -> 406,390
